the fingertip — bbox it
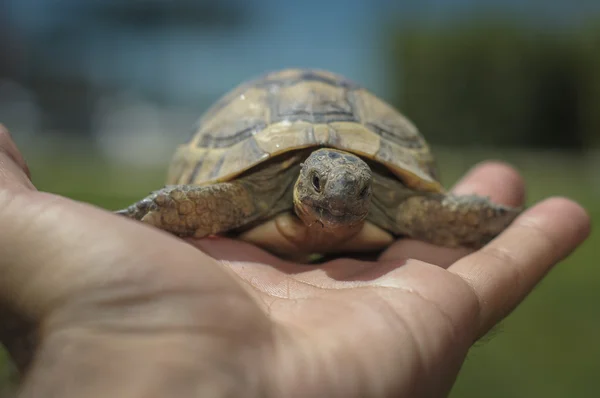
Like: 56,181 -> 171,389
473,160 -> 523,180
528,196 -> 589,218
519,196 -> 591,245
452,160 -> 525,207
457,160 -> 525,192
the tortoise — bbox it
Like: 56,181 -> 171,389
116,68 -> 521,259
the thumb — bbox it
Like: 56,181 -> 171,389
0,126 -> 40,373
0,125 -> 35,191
0,129 -> 160,372
0,129 -> 242,375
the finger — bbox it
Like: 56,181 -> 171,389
380,161 -> 526,266
0,124 -> 35,191
448,197 -> 590,339
450,160 -> 525,206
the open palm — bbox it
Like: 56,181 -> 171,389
0,126 -> 589,398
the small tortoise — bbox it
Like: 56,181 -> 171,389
117,69 -> 520,258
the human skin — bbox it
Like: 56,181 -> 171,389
0,125 -> 591,397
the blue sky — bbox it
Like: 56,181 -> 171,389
5,0 -> 599,103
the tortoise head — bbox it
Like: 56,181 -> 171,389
293,148 -> 372,230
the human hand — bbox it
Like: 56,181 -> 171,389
0,125 -> 590,397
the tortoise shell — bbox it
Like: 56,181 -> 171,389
166,68 -> 443,193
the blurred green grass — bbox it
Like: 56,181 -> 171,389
1,146 -> 598,397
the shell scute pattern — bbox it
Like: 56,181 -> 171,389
168,69 -> 441,192
196,87 -> 270,149
272,81 -> 357,124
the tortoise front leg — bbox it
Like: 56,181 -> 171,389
116,182 -> 271,238
370,173 -> 522,249
393,193 -> 522,248
116,157 -> 301,238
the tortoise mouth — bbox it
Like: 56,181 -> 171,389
296,202 -> 368,229
315,206 -> 345,217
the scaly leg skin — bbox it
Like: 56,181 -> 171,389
369,172 -> 521,249
116,182 -> 267,238
395,193 -> 522,248
116,158 -> 300,237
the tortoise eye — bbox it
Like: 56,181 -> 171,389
359,186 -> 369,198
312,174 -> 321,192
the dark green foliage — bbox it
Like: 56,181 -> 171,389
576,20 -> 600,147
389,18 -> 600,149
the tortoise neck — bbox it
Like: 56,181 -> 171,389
237,153 -> 303,219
